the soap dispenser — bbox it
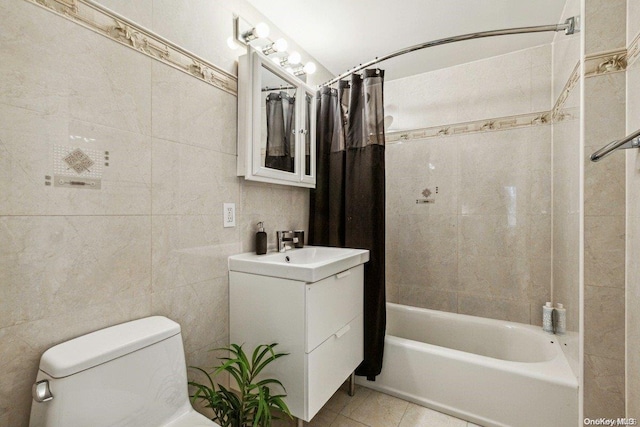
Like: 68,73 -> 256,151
256,222 -> 267,255
555,303 -> 566,335
542,302 -> 554,334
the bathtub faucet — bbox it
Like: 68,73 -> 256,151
277,230 -> 298,252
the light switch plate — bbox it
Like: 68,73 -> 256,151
223,203 -> 236,227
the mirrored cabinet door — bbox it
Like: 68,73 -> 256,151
237,47 -> 316,188
300,87 -> 316,185
261,67 -> 296,174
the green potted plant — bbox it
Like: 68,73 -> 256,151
189,343 -> 292,427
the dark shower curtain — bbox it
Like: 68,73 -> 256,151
309,69 -> 386,380
265,91 -> 295,172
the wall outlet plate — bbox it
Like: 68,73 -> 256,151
224,203 -> 236,228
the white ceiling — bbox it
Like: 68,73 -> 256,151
246,0 -> 568,81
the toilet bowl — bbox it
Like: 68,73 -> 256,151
29,316 -> 219,427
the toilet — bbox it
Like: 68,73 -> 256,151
29,316 -> 219,427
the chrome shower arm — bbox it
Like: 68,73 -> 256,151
590,128 -> 640,162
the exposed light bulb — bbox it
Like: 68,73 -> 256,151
303,62 -> 317,75
254,22 -> 270,39
226,36 -> 240,50
285,67 -> 294,74
262,38 -> 289,55
288,51 -> 301,65
273,38 -> 288,52
243,22 -> 270,42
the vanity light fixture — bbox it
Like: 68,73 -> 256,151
287,51 -> 301,65
234,16 -> 270,45
303,62 -> 317,75
242,22 -> 270,42
293,62 -> 317,76
233,16 -> 317,79
280,51 -> 301,67
262,38 -> 288,55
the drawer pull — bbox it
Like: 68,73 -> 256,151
334,324 -> 351,339
336,270 -> 351,279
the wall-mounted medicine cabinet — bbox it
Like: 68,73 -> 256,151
237,47 -> 316,188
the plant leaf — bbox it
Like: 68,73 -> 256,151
255,378 -> 286,392
189,343 -> 292,427
253,351 -> 287,378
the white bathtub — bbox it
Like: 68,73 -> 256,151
357,303 -> 578,427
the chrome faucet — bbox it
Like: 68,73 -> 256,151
276,230 -> 298,252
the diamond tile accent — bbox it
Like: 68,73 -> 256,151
54,145 -> 104,179
63,148 -> 94,174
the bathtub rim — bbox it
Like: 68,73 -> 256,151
384,302 -> 579,389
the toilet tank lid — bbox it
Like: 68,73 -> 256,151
40,316 -> 181,378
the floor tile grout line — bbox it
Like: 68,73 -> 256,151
344,413 -> 371,427
396,401 -> 412,427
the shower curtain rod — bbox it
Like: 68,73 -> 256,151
262,85 -> 297,92
319,16 -> 579,87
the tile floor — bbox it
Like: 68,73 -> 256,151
274,384 -> 482,427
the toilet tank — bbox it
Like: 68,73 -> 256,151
29,316 -> 195,427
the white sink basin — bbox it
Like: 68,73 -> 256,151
228,246 -> 369,282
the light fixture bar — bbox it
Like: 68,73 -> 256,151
234,16 -> 270,45
262,38 -> 288,55
292,62 -> 317,76
232,16 -> 315,80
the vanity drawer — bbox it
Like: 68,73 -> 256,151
305,265 -> 363,352
306,314 -> 363,418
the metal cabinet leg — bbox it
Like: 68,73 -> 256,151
296,418 -> 304,427
348,371 -> 356,396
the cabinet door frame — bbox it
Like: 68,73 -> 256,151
238,46 -> 316,188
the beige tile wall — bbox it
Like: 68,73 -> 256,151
96,0 -> 333,86
385,46 -> 553,325
627,1 -> 640,418
0,1 -> 311,425
582,0 -> 627,420
384,45 -> 552,133
551,87 -> 581,333
551,2 -> 581,382
585,0 -> 627,56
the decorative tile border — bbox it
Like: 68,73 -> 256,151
628,32 -> 640,67
386,58 -> 582,144
386,105 -> 581,144
21,0 -> 640,130
387,38 -> 640,144
386,111 -> 551,143
552,61 -> 580,120
24,0 -> 238,96
584,48 -> 627,78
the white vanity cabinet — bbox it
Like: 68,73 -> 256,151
229,264 -> 364,422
